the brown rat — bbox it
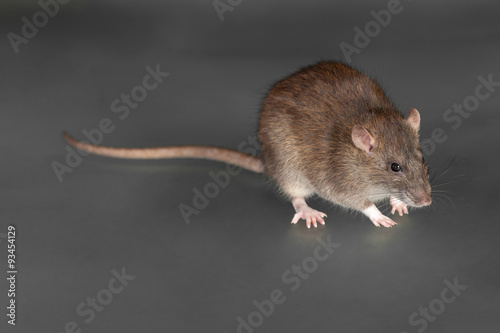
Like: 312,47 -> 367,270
259,61 -> 431,228
64,61 -> 432,229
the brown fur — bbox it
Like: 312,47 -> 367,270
258,61 -> 431,211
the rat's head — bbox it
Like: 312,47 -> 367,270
351,108 -> 432,207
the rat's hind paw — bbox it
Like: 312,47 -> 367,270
390,196 -> 408,216
291,207 -> 327,229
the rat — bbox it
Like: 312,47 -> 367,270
63,61 -> 432,229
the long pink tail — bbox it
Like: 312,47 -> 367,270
62,132 -> 264,174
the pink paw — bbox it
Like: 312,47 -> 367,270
291,208 -> 327,229
390,197 -> 408,216
371,215 -> 397,228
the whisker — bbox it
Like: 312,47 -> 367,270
434,196 -> 450,209
432,190 -> 457,195
431,182 -> 460,188
431,175 -> 465,186
432,192 -> 457,210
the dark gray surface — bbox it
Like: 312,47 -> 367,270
1,0 -> 499,332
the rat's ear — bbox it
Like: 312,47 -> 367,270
352,125 -> 377,154
406,108 -> 421,131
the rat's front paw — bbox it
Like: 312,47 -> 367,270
291,208 -> 327,229
363,204 -> 397,228
370,215 -> 397,228
390,197 -> 408,216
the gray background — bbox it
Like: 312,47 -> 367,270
1,0 -> 499,332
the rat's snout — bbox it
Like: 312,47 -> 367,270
410,188 -> 432,207
417,194 -> 432,206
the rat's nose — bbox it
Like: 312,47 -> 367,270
415,191 -> 432,206
410,188 -> 432,206
419,196 -> 432,206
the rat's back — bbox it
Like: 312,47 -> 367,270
258,61 -> 399,179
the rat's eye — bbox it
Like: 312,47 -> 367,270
391,163 -> 402,172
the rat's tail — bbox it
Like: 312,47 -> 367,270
63,132 -> 265,174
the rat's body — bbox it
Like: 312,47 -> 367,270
64,61 -> 432,228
